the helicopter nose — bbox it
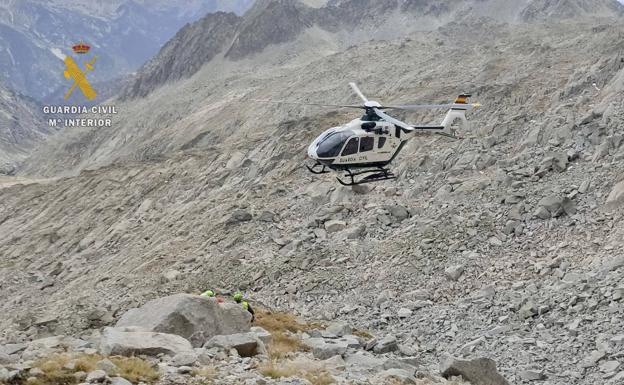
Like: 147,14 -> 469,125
307,143 -> 319,160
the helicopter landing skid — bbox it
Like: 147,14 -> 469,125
306,162 -> 330,175
337,167 -> 396,186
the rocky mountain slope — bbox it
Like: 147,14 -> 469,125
0,0 -> 254,101
120,0 -> 623,100
4,2 -> 624,380
0,82 -> 48,174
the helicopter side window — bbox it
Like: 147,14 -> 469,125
342,138 -> 359,156
378,137 -> 386,149
360,137 -> 374,152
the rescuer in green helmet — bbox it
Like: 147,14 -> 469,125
200,289 -> 215,298
233,292 -> 255,322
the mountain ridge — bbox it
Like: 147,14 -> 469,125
0,82 -> 48,174
120,0 -> 624,100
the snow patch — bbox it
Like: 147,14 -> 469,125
50,48 -> 66,60
6,48 -> 15,65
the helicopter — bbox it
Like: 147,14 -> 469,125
263,83 -> 480,186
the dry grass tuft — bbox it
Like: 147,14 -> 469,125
352,329 -> 373,339
259,361 -> 298,379
260,361 -> 334,385
15,353 -> 159,385
255,308 -> 323,334
192,366 -> 217,380
267,331 -> 309,360
110,356 -> 159,383
30,354 -> 76,385
303,370 -> 335,385
382,377 -> 470,385
255,308 -> 319,360
72,354 -> 101,373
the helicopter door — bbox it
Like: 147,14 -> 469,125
341,138 -> 359,156
359,137 -> 375,152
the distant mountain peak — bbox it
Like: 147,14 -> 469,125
521,0 -> 624,21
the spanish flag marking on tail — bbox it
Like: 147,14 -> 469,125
454,94 -> 472,104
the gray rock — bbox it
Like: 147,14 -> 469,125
99,326 -> 193,356
0,352 -> 13,365
518,369 -> 546,381
579,180 -> 590,194
402,289 -> 430,301
604,255 -> 624,272
74,371 -> 87,381
204,333 -> 260,357
606,180 -> 624,207
0,367 -> 10,382
226,210 -> 252,225
340,335 -> 362,349
373,336 -> 398,354
445,265 -> 465,281
177,366 -> 193,374
607,371 -> 624,385
250,326 -> 272,345
110,377 -> 132,385
440,356 -> 510,385
377,368 -> 415,383
345,225 -> 366,239
325,220 -> 347,233
323,355 -> 347,371
257,211 -> 276,222
0,344 -> 27,356
537,195 -> 564,217
95,359 -> 118,376
27,336 -> 89,351
519,301 -> 538,319
533,206 -> 551,220
170,351 -> 198,366
352,184 -> 371,194
304,338 -> 348,360
116,294 -> 250,347
387,205 -> 410,221
601,361 -> 621,373
344,352 -> 384,370
397,308 -> 413,318
383,357 -> 420,374
326,322 -> 352,337
161,269 -> 181,282
86,370 -> 107,383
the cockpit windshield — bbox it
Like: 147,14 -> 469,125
316,130 -> 353,158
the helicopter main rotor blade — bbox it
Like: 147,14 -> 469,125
349,82 -> 369,103
386,103 -> 481,110
251,99 -> 364,109
373,108 -> 413,131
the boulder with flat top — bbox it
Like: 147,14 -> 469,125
115,294 -> 251,347
99,326 -> 193,356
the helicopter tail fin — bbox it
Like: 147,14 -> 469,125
441,94 -> 477,134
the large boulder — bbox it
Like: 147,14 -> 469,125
606,180 -> 624,207
204,332 -> 262,357
441,356 -> 509,385
100,327 -> 193,356
534,195 -> 575,218
304,338 -> 349,360
116,294 -> 251,347
21,336 -> 90,360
